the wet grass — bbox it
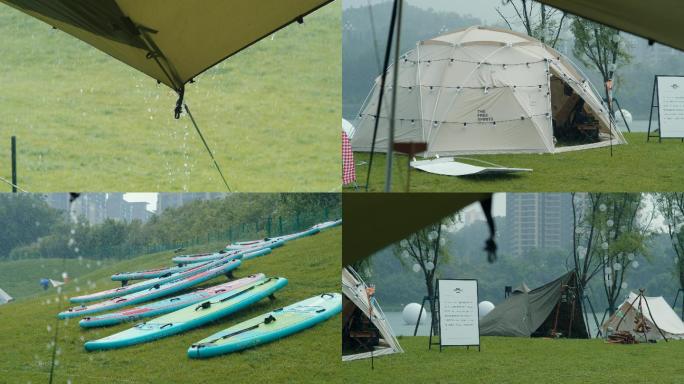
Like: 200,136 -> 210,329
349,133 -> 684,192
0,227 -> 341,383
0,3 -> 341,192
342,336 -> 684,383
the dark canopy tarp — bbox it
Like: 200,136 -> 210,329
538,0 -> 684,51
479,271 -> 588,338
1,0 -> 332,90
343,193 -> 490,265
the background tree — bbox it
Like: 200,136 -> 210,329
394,217 -> 455,335
496,0 -> 567,48
571,17 -> 632,117
572,193 -> 651,317
0,194 -> 62,258
655,193 -> 684,318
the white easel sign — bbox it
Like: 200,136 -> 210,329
657,76 -> 684,138
437,279 -> 480,351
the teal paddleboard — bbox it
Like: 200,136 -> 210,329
84,277 -> 288,351
188,293 -> 341,358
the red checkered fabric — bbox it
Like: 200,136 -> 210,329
342,131 -> 356,185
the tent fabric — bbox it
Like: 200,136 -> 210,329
537,0 -> 684,52
352,26 -> 625,156
1,0 -> 332,90
0,288 -> 13,305
342,193 -> 490,265
342,267 -> 403,361
479,271 -> 588,338
602,292 -> 684,340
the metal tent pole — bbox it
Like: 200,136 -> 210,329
384,0 -> 403,193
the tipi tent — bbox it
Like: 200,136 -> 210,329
601,292 -> 684,341
480,271 -> 588,338
353,26 -> 626,156
0,288 -> 13,305
342,267 -> 403,361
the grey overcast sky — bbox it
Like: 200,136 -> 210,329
343,0 -> 502,23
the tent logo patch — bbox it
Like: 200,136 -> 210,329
452,288 -> 462,294
477,110 -> 494,123
672,83 -> 680,90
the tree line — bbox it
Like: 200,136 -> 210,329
0,193 -> 341,261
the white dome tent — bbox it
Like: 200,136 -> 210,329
353,26 -> 627,156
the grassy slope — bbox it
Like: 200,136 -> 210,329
343,336 -> 684,383
0,227 -> 341,384
350,133 -> 684,192
0,3 -> 340,192
0,258 -> 116,300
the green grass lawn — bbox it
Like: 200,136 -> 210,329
0,3 -> 340,193
0,227 -> 341,383
349,133 -> 684,192
343,336 -> 684,383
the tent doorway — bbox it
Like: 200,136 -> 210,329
342,267 -> 403,361
551,76 -> 606,147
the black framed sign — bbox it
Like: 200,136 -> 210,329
647,75 -> 684,142
434,279 -> 480,351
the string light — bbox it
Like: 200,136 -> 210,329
361,113 -> 548,126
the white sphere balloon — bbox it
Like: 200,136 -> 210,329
402,303 -> 427,325
478,301 -> 495,319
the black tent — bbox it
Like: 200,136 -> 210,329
480,271 -> 588,338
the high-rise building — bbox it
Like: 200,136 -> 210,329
157,193 -> 226,213
505,193 -> 573,257
127,202 -> 152,222
106,193 -> 126,221
44,193 -> 70,216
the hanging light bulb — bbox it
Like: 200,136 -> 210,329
599,204 -> 607,212
412,263 -> 421,273
426,261 -> 435,271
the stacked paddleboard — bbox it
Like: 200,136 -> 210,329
56,220 -> 341,358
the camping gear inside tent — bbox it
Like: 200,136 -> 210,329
601,292 -> 684,341
342,267 -> 403,361
352,26 -> 626,156
537,0 -> 684,52
479,271 -> 588,338
0,288 -> 13,305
